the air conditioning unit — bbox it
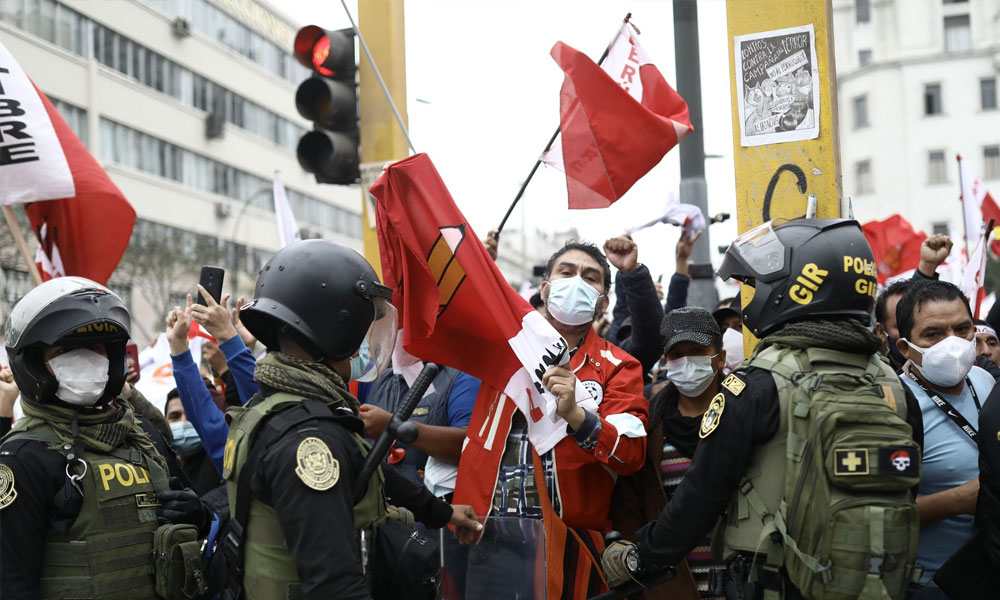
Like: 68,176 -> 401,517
206,113 -> 224,139
215,201 -> 232,219
172,18 -> 191,39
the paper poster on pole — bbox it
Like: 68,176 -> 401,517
734,24 -> 820,147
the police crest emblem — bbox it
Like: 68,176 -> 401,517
0,464 -> 17,509
699,394 -> 726,439
295,437 -> 340,491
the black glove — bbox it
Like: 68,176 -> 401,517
157,477 -> 211,535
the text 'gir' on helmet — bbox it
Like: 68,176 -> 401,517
239,240 -> 397,376
717,218 -> 878,338
5,277 -> 131,406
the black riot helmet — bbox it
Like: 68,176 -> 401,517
718,218 -> 878,338
240,240 -> 396,374
5,277 -> 131,407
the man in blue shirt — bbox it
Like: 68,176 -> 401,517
895,280 -> 990,596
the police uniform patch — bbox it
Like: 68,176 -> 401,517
412,407 -> 429,416
699,394 -> 725,439
722,374 -> 745,396
295,437 -> 339,491
135,492 -> 161,508
0,464 -> 16,510
834,449 -> 870,476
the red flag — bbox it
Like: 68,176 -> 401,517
23,86 -> 135,285
371,154 -> 590,453
542,28 -> 692,209
861,215 -> 927,284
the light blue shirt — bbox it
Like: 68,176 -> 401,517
901,365 -> 994,583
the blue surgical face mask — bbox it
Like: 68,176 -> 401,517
886,335 -> 907,367
350,339 -> 376,382
545,276 -> 601,326
169,421 -> 202,455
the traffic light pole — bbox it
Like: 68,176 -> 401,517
357,0 -> 411,278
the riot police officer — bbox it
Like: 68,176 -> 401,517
0,277 -> 209,598
601,219 -> 924,600
221,240 -> 481,600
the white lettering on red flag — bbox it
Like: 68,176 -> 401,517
0,40 -> 74,205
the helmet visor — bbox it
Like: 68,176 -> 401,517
730,221 -> 786,280
353,298 -> 397,383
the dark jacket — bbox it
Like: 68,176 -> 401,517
607,265 -> 675,379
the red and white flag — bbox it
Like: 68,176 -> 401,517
959,154 -> 1000,254
961,223 -> 992,317
33,222 -> 65,281
0,39 -> 135,284
541,24 -> 692,209
372,154 -> 593,453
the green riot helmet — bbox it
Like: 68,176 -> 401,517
717,218 -> 878,338
239,240 -> 396,378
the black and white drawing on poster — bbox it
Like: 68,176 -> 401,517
734,24 -> 820,147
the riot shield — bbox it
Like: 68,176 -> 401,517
439,516 -> 546,600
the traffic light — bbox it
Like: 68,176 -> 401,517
293,26 -> 359,185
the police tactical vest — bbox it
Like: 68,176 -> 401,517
717,345 -> 920,600
2,424 -> 170,600
223,392 -> 385,600
365,367 -> 459,482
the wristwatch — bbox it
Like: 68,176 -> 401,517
625,546 -> 644,576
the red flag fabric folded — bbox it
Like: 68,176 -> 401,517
861,214 -> 926,284
371,154 -> 588,453
543,27 -> 692,209
0,38 -> 134,285
24,85 -> 135,285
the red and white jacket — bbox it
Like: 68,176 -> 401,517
454,330 -> 648,532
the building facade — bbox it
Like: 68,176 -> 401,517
0,0 -> 363,343
833,0 -> 1000,239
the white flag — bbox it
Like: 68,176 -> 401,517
0,40 -> 75,205
273,171 -> 301,248
961,224 -> 991,315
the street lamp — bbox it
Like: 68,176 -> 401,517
222,186 -> 272,297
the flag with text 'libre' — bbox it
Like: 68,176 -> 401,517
0,39 -> 134,284
371,154 -> 592,453
861,214 -> 926,284
541,24 -> 692,209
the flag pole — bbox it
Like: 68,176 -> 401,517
958,154 -> 969,257
975,218 -> 994,319
2,205 -> 43,286
496,12 -> 633,234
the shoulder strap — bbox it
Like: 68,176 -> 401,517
232,398 -> 341,537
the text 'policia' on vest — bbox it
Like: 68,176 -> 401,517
1,277 -> 210,600
601,218 -> 923,600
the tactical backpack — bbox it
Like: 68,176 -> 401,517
720,345 -> 921,600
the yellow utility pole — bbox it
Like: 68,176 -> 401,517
357,0 -> 409,280
725,0 -> 842,352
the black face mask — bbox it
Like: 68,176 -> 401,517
886,335 -> 907,367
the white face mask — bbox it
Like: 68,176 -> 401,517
47,348 -> 110,406
545,276 -> 601,326
722,328 -> 744,374
666,354 -> 718,397
906,335 -> 976,388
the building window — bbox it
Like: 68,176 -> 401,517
932,222 -> 950,236
853,95 -> 869,129
928,150 -> 947,184
985,146 -> 1000,180
856,160 -> 873,195
924,84 -> 943,116
943,0 -> 969,4
982,78 -> 997,111
944,15 -> 972,53
858,49 -> 872,67
856,0 -> 870,23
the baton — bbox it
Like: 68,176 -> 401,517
353,362 -> 440,503
587,567 -> 677,600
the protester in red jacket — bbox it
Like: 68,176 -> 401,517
454,241 -> 648,600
